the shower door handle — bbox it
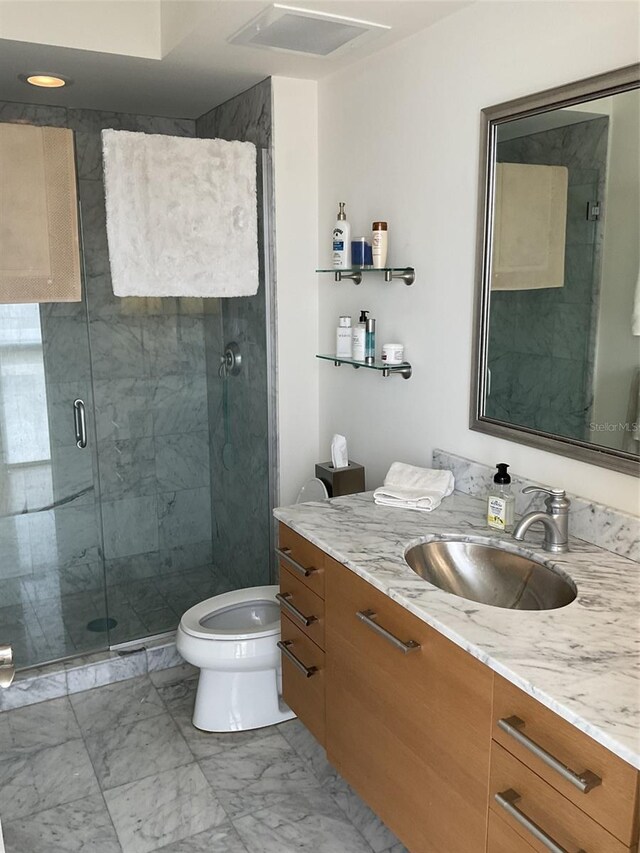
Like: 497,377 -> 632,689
73,399 -> 87,449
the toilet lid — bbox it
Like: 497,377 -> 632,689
180,593 -> 281,641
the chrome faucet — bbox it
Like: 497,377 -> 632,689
0,644 -> 15,688
513,486 -> 570,553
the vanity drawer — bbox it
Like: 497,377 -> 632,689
277,524 -> 326,599
326,554 -> 433,675
487,808 -> 536,853
490,741 -> 630,853
279,613 -> 325,746
278,565 -> 325,650
493,676 -> 639,846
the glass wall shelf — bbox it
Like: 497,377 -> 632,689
316,354 -> 412,379
316,267 -> 415,286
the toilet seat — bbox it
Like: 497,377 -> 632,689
179,586 -> 280,641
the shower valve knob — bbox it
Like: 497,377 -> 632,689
220,342 -> 242,376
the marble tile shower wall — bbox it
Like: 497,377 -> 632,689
487,118 -> 608,440
197,79 -> 274,589
0,101 -> 223,664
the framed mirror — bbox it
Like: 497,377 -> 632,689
471,64 -> 640,476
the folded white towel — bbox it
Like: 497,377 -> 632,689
373,463 -> 455,513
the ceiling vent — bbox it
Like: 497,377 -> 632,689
229,4 -> 390,57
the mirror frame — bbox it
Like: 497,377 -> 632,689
470,64 -> 640,477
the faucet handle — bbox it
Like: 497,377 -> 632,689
522,486 -> 570,513
522,486 -> 565,497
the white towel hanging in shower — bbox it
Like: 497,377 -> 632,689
102,130 -> 259,298
491,162 -> 568,291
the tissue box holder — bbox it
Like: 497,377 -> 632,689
315,461 -> 365,497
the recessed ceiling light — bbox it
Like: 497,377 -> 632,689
229,4 -> 390,57
19,73 -> 72,89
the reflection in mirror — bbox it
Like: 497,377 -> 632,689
472,66 -> 640,475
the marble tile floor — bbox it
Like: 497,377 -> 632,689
0,670 -> 407,853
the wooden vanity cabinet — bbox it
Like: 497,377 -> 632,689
277,524 -> 640,853
324,556 -> 493,853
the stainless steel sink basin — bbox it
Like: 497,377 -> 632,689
404,539 -> 576,610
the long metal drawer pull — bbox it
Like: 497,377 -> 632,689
356,610 -> 420,654
275,547 -> 317,578
496,789 -> 587,853
73,399 -> 87,449
277,640 -> 317,678
498,716 -> 602,793
276,592 -> 317,627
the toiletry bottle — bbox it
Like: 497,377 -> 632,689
336,315 -> 352,358
487,463 -> 515,532
365,316 -> 376,364
372,221 -> 388,269
352,310 -> 368,361
332,203 -> 351,270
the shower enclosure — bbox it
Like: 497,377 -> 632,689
0,80 -> 275,669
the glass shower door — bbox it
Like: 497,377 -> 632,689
0,298 -> 108,669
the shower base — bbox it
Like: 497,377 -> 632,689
0,633 -> 193,713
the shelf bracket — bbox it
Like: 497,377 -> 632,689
334,270 -> 362,285
382,365 -> 412,379
384,268 -> 415,286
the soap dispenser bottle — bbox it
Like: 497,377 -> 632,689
365,316 -> 376,364
487,463 -> 515,532
352,310 -> 368,361
332,202 -> 351,270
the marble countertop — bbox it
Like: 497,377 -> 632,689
274,491 -> 640,769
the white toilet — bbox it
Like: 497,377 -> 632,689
176,478 -> 329,733
176,585 -> 296,732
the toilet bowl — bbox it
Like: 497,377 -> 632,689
176,585 -> 296,732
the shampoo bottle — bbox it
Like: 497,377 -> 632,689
352,310 -> 368,361
332,203 -> 351,270
336,315 -> 352,358
372,221 -> 388,269
487,463 -> 515,532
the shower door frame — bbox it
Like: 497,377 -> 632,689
261,147 -> 279,586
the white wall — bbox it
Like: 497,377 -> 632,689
272,77 -> 320,506
592,89 -> 640,450
316,1 -> 640,513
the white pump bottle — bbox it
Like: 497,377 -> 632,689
332,202 -> 351,270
